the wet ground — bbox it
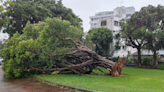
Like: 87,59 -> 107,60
0,66 -> 74,92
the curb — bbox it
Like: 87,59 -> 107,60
33,76 -> 99,92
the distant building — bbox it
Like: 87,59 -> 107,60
89,6 -> 137,57
133,50 -> 164,58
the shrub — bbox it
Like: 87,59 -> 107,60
156,63 -> 164,69
142,56 -> 153,66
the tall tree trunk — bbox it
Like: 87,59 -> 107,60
137,48 -> 141,67
153,50 -> 158,67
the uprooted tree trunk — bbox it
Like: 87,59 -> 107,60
107,57 -> 126,77
29,32 -> 126,77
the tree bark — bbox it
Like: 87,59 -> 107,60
108,58 -> 126,77
137,48 -> 142,67
153,50 -> 158,67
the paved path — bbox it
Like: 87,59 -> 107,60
0,66 -> 73,92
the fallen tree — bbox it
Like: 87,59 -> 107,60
1,18 -> 126,78
49,33 -> 126,77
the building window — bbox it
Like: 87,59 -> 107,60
114,21 -> 118,26
101,21 -> 107,26
91,18 -> 93,21
126,14 -> 131,17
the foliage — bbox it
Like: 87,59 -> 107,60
1,18 -> 83,78
121,19 -> 148,66
141,56 -> 153,66
140,5 -> 164,67
156,63 -> 164,69
126,55 -> 137,64
120,5 -> 164,67
0,39 -> 7,57
83,32 -> 95,50
114,33 -> 121,50
133,5 -> 164,67
0,0 -> 82,37
35,67 -> 164,92
110,57 -> 118,62
88,27 -> 113,57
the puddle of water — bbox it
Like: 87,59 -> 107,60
0,66 -> 74,92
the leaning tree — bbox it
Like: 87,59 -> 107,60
1,18 -> 126,79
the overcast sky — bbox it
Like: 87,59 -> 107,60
62,0 -> 164,32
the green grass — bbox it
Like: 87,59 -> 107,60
35,67 -> 164,92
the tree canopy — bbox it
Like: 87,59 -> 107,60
0,0 -> 82,37
134,5 -> 164,67
121,5 -> 164,67
121,20 -> 147,66
88,27 -> 113,57
1,18 -> 83,78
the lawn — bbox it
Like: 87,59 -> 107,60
35,67 -> 164,92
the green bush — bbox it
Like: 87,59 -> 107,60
156,63 -> 164,69
142,56 -> 153,66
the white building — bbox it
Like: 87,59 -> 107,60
89,6 -> 137,57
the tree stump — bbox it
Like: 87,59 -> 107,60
107,58 -> 126,77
